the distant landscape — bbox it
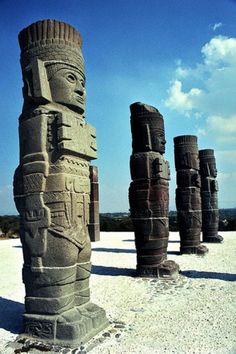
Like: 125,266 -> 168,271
100,209 -> 236,232
1,208 -> 235,238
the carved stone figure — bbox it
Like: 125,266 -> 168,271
174,135 -> 208,255
13,19 -> 107,347
199,149 -> 223,243
88,165 -> 100,242
129,102 -> 179,277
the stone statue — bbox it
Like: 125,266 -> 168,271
129,102 -> 179,277
174,135 -> 208,255
88,165 -> 100,242
199,149 -> 223,243
13,19 -> 107,347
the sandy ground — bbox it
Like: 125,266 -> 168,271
0,231 -> 236,354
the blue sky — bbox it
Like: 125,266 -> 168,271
0,0 -> 236,214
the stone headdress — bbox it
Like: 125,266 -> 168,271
19,19 -> 84,103
130,102 -> 165,153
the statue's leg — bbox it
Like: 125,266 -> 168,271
20,214 -> 108,347
75,239 -> 91,306
21,229 -> 81,345
72,236 -> 108,334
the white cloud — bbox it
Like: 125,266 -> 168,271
175,66 -> 189,78
165,80 -> 202,114
206,115 -> 236,142
165,35 -> 236,141
165,35 -> 236,208
197,128 -> 206,136
202,114 -> 236,145
211,22 -> 223,31
202,35 -> 236,67
165,36 -> 236,114
215,150 -> 236,168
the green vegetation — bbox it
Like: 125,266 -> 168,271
100,215 -> 133,231
100,209 -> 236,232
0,209 -> 235,238
219,218 -> 236,231
100,214 -> 179,232
0,215 -> 20,238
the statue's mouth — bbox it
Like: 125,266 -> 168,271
75,95 -> 84,104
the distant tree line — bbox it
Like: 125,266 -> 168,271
100,211 -> 236,232
100,214 -> 179,232
100,216 -> 133,232
0,210 -> 235,238
219,218 -> 236,231
0,215 -> 20,238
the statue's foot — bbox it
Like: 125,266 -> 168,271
203,235 -> 223,243
20,302 -> 108,348
180,244 -> 208,256
137,260 -> 180,279
56,302 -> 108,346
195,244 -> 209,255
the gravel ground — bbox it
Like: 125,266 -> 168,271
0,231 -> 235,354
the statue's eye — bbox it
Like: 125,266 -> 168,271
66,73 -> 77,83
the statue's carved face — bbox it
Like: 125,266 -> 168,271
201,161 -> 217,177
181,151 -> 199,170
209,162 -> 217,178
48,66 -> 86,114
152,130 -> 166,153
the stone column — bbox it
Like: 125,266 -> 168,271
129,102 -> 179,278
88,165 -> 100,242
199,149 -> 223,243
13,19 -> 108,348
174,135 -> 208,255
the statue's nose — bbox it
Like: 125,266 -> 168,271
75,81 -> 85,96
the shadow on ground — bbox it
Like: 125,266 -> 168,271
167,250 -> 181,255
181,270 -> 236,281
92,265 -> 136,276
92,247 -> 135,254
122,240 -> 180,244
93,247 -> 180,256
0,297 -> 24,333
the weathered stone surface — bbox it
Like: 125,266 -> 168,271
88,165 -> 100,242
129,102 -> 179,277
174,135 -> 208,255
14,19 -> 108,347
199,149 -> 223,243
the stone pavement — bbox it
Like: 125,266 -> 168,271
0,231 -> 236,353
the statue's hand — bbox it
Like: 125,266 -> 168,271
24,194 -> 50,238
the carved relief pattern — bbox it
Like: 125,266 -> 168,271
88,165 -> 100,242
129,102 -> 179,277
174,135 -> 208,255
25,321 -> 54,339
199,149 -> 223,243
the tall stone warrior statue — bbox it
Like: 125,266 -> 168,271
129,102 -> 179,278
174,135 -> 208,255
199,149 -> 223,243
13,20 -> 107,347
